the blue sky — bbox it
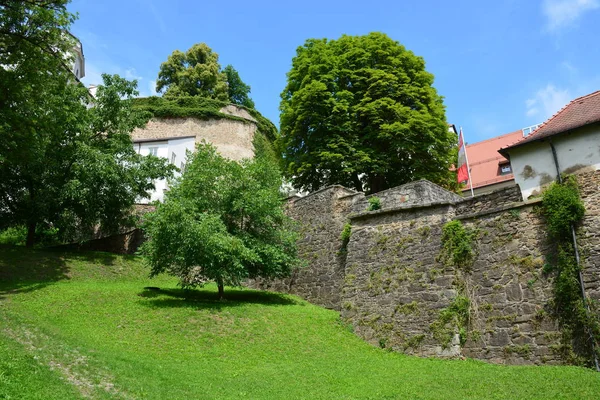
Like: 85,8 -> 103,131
70,0 -> 600,143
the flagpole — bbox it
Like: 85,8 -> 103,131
460,127 -> 475,198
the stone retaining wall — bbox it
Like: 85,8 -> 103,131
259,171 -> 600,366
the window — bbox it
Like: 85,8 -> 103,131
500,164 -> 512,175
180,162 -> 186,173
148,147 -> 158,156
522,124 -> 541,137
171,152 -> 176,164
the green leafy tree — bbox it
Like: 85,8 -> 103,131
141,143 -> 300,299
0,1 -> 174,247
223,64 -> 255,108
156,43 -> 229,100
156,43 -> 256,108
280,32 -> 457,193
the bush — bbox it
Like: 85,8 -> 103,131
368,197 -> 381,211
0,226 -> 27,246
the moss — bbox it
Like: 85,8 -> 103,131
395,301 -> 420,315
345,274 -> 356,285
504,344 -> 531,359
403,334 -> 425,350
440,221 -> 477,270
430,295 -> 470,348
427,268 -> 440,282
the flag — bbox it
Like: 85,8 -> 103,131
457,128 -> 469,183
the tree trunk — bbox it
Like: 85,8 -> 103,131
352,173 -> 363,192
25,221 -> 36,248
368,175 -> 387,194
217,278 -> 225,300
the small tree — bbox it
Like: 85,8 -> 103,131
141,144 -> 300,299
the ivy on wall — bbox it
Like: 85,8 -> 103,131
431,220 -> 478,348
541,176 -> 599,367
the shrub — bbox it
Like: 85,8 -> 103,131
368,197 -> 381,211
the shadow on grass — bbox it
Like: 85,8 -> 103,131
0,245 -> 70,299
138,286 -> 299,311
0,245 -> 121,299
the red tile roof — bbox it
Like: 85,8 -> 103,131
500,90 -> 600,153
464,130 -> 523,190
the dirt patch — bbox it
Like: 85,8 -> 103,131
2,325 -> 134,399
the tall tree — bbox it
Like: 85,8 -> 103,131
156,43 -> 229,100
0,1 -> 174,246
279,32 -> 457,193
223,64 -> 255,108
156,43 -> 256,108
141,144 -> 300,299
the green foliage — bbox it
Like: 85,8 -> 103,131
141,143 -> 301,298
339,223 -> 352,253
542,177 -> 585,240
279,32 -> 457,193
0,226 -> 26,246
156,43 -> 255,109
430,295 -> 471,348
440,220 -> 476,269
0,3 -> 173,247
223,64 -> 255,108
541,177 -> 599,367
368,196 -> 382,211
157,43 -> 229,100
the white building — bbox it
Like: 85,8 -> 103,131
499,90 -> 600,200
67,32 -> 85,81
133,136 -> 196,203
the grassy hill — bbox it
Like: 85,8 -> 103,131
1,246 -> 599,399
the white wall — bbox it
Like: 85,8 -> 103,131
508,125 -> 600,200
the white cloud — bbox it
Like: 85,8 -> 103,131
543,0 -> 599,31
525,84 -> 571,120
124,67 -> 143,82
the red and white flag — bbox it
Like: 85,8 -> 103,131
457,128 -> 469,183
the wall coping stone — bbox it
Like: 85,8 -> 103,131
454,198 -> 542,221
350,200 -> 454,221
290,185 -> 358,204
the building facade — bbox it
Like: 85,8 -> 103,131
500,90 -> 600,200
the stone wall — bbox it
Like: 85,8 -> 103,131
249,185 -> 356,310
577,170 -> 600,307
131,115 -> 256,161
349,180 -> 463,214
262,173 -> 600,366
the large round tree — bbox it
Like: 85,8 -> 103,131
279,32 -> 457,193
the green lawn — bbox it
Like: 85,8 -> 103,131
0,246 -> 599,399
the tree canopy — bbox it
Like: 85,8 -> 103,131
0,0 -> 174,246
279,32 -> 457,194
223,64 -> 255,109
141,143 -> 300,299
156,43 -> 255,108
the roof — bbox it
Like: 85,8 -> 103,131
500,90 -> 600,153
464,130 -> 523,190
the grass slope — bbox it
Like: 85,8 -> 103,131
0,246 -> 599,399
